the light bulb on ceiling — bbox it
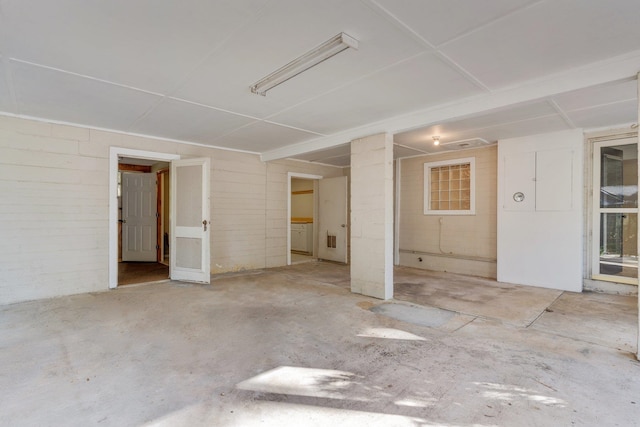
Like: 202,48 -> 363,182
432,136 -> 440,146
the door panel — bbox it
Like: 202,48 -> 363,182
122,172 -> 157,262
170,158 -> 210,283
317,176 -> 348,263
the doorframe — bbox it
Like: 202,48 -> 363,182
156,168 -> 170,264
109,147 -> 180,289
287,172 -> 323,265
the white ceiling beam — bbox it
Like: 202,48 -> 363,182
261,49 -> 640,162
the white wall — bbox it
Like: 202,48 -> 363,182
0,116 -> 342,304
398,146 -> 497,278
497,129 -> 584,292
291,178 -> 314,219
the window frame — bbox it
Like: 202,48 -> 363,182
423,157 -> 476,216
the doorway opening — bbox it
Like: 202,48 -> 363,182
117,158 -> 170,285
287,172 -> 349,266
288,173 -> 322,265
109,148 -> 180,288
290,177 -> 317,265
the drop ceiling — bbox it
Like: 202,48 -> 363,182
0,0 -> 638,167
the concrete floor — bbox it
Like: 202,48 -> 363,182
1,262 -> 638,426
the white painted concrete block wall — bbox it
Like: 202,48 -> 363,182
398,146 -> 498,278
350,133 -> 393,299
0,117 -> 108,303
497,129 -> 584,292
0,116 -> 342,304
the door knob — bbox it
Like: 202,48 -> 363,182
203,220 -> 208,231
341,224 -> 346,228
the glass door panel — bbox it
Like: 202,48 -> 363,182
599,213 -> 637,278
593,140 -> 638,283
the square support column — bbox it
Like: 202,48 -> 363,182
350,133 -> 394,299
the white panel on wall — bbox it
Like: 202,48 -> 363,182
536,150 -> 573,211
503,151 -> 535,211
497,129 -> 584,292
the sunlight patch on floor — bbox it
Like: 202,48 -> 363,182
473,382 -> 567,407
237,366 -> 362,400
357,327 -> 427,341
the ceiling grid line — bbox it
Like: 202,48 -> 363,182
364,0 -> 491,92
434,0 -> 547,49
10,59 -> 165,97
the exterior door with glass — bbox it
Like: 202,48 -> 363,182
592,138 -> 638,284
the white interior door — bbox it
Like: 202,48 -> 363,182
122,172 -> 157,262
317,176 -> 348,263
170,158 -> 210,283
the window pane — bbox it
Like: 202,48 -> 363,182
599,213 -> 637,278
425,160 -> 474,213
176,165 -> 202,227
600,144 -> 638,209
176,237 -> 202,269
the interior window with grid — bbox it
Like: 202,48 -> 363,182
424,157 -> 475,215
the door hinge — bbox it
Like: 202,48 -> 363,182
156,244 -> 160,250
156,212 -> 160,218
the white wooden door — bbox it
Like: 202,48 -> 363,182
170,158 -> 211,283
317,176 -> 348,263
122,172 -> 157,262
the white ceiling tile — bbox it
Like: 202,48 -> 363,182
268,52 -> 483,134
565,100 -> 638,129
553,79 -> 637,112
374,0 -> 535,46
130,98 -> 257,145
173,0 -> 425,118
441,0 -> 640,89
3,0 -> 269,93
213,121 -> 320,152
11,61 -> 161,130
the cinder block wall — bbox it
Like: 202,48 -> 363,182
0,116 -> 342,304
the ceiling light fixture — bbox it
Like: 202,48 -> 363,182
250,32 -> 358,96
432,136 -> 440,146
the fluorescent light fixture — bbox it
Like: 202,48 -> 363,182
250,32 -> 358,96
